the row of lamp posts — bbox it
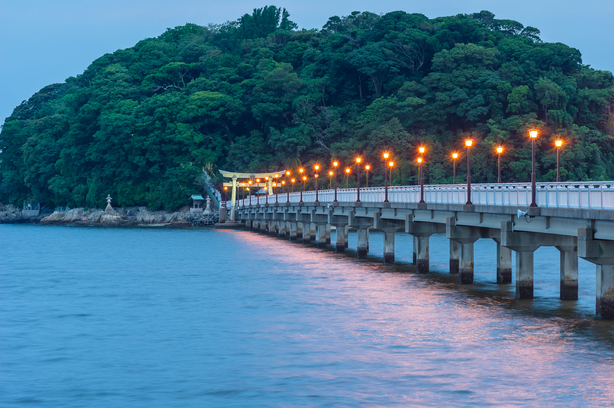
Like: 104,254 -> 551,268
228,129 -> 564,209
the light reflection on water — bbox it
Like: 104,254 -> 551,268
1,224 -> 613,407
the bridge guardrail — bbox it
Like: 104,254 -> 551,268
232,182 -> 614,210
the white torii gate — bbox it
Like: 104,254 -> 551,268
219,169 -> 286,221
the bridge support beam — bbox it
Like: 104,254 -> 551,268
278,221 -> 287,238
450,240 -> 460,274
296,222 -> 304,239
597,265 -> 614,319
578,228 -> 614,319
383,230 -> 395,264
302,222 -> 312,244
413,236 -> 417,264
374,216 -> 404,264
345,225 -> 349,248
415,237 -> 429,273
309,223 -> 317,243
357,228 -> 369,259
459,243 -> 475,284
317,224 -> 327,248
557,246 -> 578,300
326,224 -> 331,245
496,240 -> 512,284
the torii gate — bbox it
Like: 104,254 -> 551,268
219,169 -> 286,221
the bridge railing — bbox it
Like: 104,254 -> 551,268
234,182 -> 614,210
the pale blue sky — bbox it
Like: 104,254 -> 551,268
1,0 -> 612,125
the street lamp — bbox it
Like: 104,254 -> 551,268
496,146 -> 504,184
285,170 -> 291,202
465,139 -> 473,205
223,186 -> 228,202
314,164 -> 320,202
329,170 -> 334,189
417,157 -> 425,204
383,152 -> 390,202
333,161 -> 339,203
355,157 -> 362,202
301,175 -> 307,203
248,180 -> 253,206
241,182 -> 245,205
345,168 -> 350,188
298,168 -> 305,203
274,174 -> 280,203
365,165 -> 370,188
291,178 -> 296,193
555,139 -> 563,182
529,129 -> 538,207
451,152 -> 458,184
281,180 -> 286,203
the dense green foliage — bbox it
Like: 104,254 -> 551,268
1,7 -> 613,209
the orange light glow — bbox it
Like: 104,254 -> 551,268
356,157 -> 362,163
345,168 -> 350,174
496,146 -> 504,154
383,152 -> 389,159
299,168 -> 304,174
282,180 -> 286,185
365,165 -> 370,170
417,157 -> 423,164
452,152 -> 459,159
248,180 -> 252,185
256,178 -> 260,183
224,186 -> 228,190
555,140 -> 563,147
333,161 -> 339,167
388,161 -> 394,167
274,174 -> 279,178
291,178 -> 296,183
314,164 -> 320,171
419,146 -> 426,154
302,176 -> 307,181
529,129 -> 538,139
329,171 -> 334,176
286,170 -> 291,176
465,139 -> 473,147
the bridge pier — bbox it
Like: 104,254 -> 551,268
345,225 -> 349,248
309,223 -> 317,244
326,224 -> 331,245
317,224 -> 327,248
450,240 -> 460,274
459,243 -> 475,284
597,265 -> 614,319
383,230 -> 395,264
557,246 -> 578,300
278,221 -> 287,238
297,222 -> 304,240
446,217 -> 484,284
578,228 -> 614,319
413,236 -> 417,264
289,222 -> 298,241
357,228 -> 369,259
406,219 -> 445,274
516,251 -> 535,299
496,240 -> 512,284
334,224 -> 347,253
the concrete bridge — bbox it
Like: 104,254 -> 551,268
221,181 -> 614,319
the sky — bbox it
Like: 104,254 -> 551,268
1,0 -> 612,125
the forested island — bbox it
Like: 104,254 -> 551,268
1,6 -> 613,210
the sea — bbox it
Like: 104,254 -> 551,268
1,224 -> 613,407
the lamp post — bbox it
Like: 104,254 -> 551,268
529,129 -> 539,207
241,182 -> 245,205
223,186 -> 228,202
314,164 -> 320,203
555,139 -> 563,182
299,168 -> 304,203
465,139 -> 473,205
285,170 -> 291,203
417,157 -> 425,204
418,146 -> 426,204
274,174 -> 280,203
329,170 -> 333,189
281,180 -> 286,203
345,168 -> 350,188
248,180 -> 253,206
383,152 -> 390,202
301,175 -> 307,203
333,161 -> 339,203
365,165 -> 370,188
496,146 -> 503,184
355,157 -> 362,202
291,178 -> 296,193
452,152 -> 458,184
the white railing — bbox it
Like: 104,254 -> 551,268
233,182 -> 614,210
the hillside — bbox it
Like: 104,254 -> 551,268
1,6 -> 613,210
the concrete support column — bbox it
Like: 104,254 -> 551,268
335,225 -> 347,253
268,221 -> 275,236
459,242 -> 474,284
450,240 -> 459,274
297,222 -> 304,239
289,222 -> 298,241
558,249 -> 579,300
596,265 -> 614,319
317,224 -> 327,248
325,224 -> 331,244
383,230 -> 395,264
497,242 -> 512,284
303,223 -> 312,244
357,228 -> 369,259
309,223 -> 317,243
416,236 -> 429,273
245,220 -> 252,229
516,251 -> 535,299
278,221 -> 286,238
413,236 -> 417,264
344,225 -> 349,248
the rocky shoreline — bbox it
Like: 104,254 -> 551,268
0,205 -> 219,227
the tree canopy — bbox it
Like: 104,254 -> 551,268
1,7 -> 613,209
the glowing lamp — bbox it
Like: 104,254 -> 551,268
452,152 -> 458,159
555,140 -> 563,147
419,147 -> 425,154
496,146 -> 503,154
356,157 -> 362,163
465,140 -> 473,147
383,152 -> 389,159
388,161 -> 394,167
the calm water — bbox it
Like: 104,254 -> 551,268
1,224 -> 613,407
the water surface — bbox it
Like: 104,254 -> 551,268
1,224 -> 613,407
